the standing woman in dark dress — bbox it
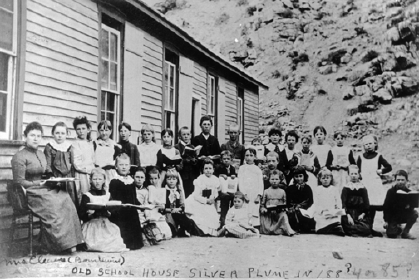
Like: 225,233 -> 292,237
192,115 -> 221,166
11,121 -> 83,254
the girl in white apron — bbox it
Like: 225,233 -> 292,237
358,135 -> 392,237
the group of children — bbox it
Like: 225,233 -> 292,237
42,115 -> 418,253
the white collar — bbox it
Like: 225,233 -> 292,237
48,140 -> 72,152
114,174 -> 134,185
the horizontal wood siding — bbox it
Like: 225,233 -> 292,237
24,0 -> 99,137
141,33 -> 163,141
244,89 -> 259,145
224,79 -> 237,142
192,62 -> 207,115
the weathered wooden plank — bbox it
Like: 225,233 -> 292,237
142,91 -> 162,104
142,67 -> 162,81
26,12 -> 97,52
27,42 -> 97,74
73,0 -> 98,14
22,112 -> 96,128
26,51 -> 98,83
25,92 -> 97,116
143,61 -> 163,75
143,55 -> 163,69
23,103 -> 96,122
25,82 -> 97,107
0,145 -> 23,156
0,156 -> 13,169
142,79 -> 163,95
144,34 -> 163,50
26,31 -> 98,66
26,62 -> 97,91
28,0 -> 98,38
25,72 -> 97,98
0,170 -> 13,180
51,0 -> 98,21
141,107 -> 162,121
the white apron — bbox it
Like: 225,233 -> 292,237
360,154 -> 386,206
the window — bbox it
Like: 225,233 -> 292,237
208,75 -> 216,116
100,20 -> 121,137
237,87 -> 244,143
0,0 -> 18,139
164,49 -> 178,132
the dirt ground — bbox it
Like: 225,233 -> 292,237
1,212 -> 418,279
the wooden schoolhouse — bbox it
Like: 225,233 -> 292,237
0,0 -> 267,242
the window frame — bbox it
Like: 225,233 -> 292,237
164,60 -> 177,132
99,21 -> 121,140
0,0 -> 18,140
237,87 -> 245,144
207,73 -> 218,136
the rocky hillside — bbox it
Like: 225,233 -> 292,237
143,0 -> 419,183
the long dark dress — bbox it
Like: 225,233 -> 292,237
109,177 -> 144,250
11,146 -> 83,253
44,141 -> 78,206
341,183 -> 371,236
175,142 -> 199,198
286,183 -> 315,233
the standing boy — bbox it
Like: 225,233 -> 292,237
221,123 -> 245,166
175,126 -> 199,198
192,115 -> 221,164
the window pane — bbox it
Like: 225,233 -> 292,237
106,112 -> 114,132
110,32 -> 117,62
0,92 -> 7,132
107,92 -> 115,112
110,62 -> 117,91
0,9 -> 13,52
0,53 -> 8,91
164,86 -> 169,109
170,65 -> 174,87
101,111 -> 106,120
0,0 -> 13,11
100,29 -> 109,59
170,112 -> 175,130
101,91 -> 106,110
101,59 -> 109,89
170,88 -> 174,110
164,63 -> 169,83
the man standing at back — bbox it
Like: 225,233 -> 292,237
221,123 -> 245,167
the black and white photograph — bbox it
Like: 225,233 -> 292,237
0,0 -> 418,279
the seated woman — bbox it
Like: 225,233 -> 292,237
341,165 -> 371,237
11,121 -> 83,254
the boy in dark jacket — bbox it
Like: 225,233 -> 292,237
383,170 -> 418,239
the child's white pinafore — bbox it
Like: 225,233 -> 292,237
330,146 -> 350,194
82,191 -> 128,252
360,153 -> 386,206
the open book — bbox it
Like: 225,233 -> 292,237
396,190 -> 419,208
86,202 -> 155,210
46,177 -> 77,183
183,145 -> 202,157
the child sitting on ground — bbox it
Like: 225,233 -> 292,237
383,170 -> 418,240
313,168 -> 345,236
260,170 -> 295,236
341,165 -> 372,237
146,167 -> 172,239
133,167 -> 163,245
215,150 -> 238,227
223,191 -> 259,239
185,158 -> 222,236
109,153 -> 143,250
78,168 -> 128,252
161,170 -> 203,237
